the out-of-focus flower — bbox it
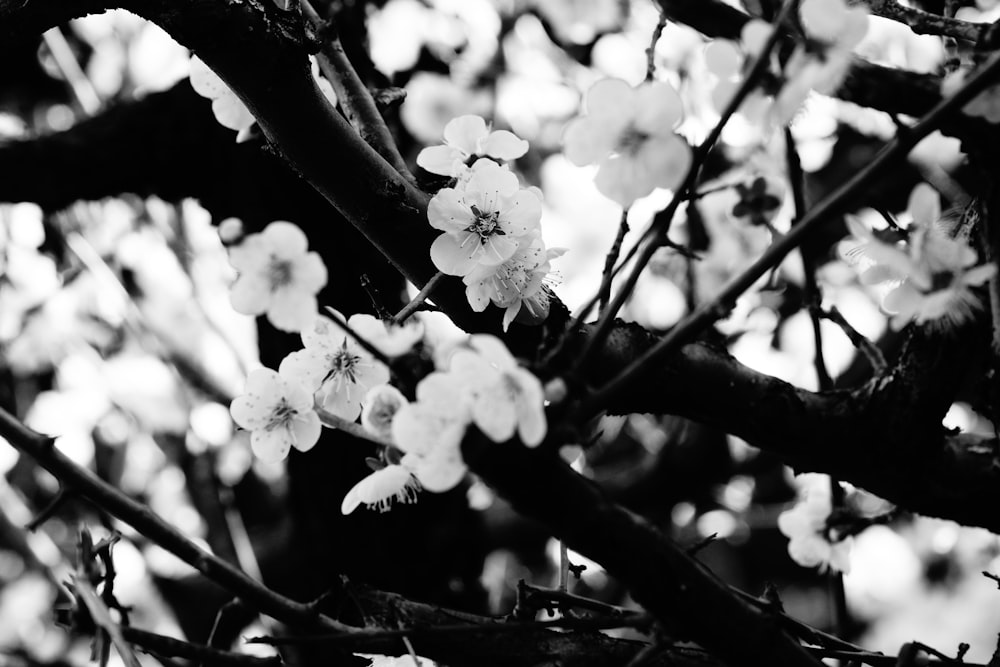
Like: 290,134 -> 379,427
279,312 -> 390,422
230,368 -> 322,463
227,221 -> 327,333
361,384 -> 409,441
772,0 -> 868,124
942,68 -> 1000,123
428,159 -> 541,275
448,335 -> 547,446
417,115 -> 528,178
341,464 -> 420,514
463,238 -> 563,330
777,473 -> 852,573
391,373 -> 470,492
563,78 -> 691,206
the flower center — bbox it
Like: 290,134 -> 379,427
467,205 -> 505,242
268,399 -> 297,429
267,257 -> 294,290
617,126 -> 649,155
324,340 -> 363,386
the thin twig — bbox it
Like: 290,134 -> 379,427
393,272 -> 446,324
0,406 -> 350,632
298,0 -> 414,183
322,306 -> 393,367
598,211 -> 630,312
315,406 -> 391,446
121,627 -> 281,667
645,10 -> 668,82
818,306 -> 886,373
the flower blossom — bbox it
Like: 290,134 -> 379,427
772,0 -> 868,124
230,368 -> 321,463
391,373 -> 471,492
777,474 -> 851,573
417,115 -> 529,178
227,221 -> 327,333
341,464 -> 421,514
563,78 -> 692,207
839,185 -> 995,330
279,312 -> 390,422
448,335 -> 547,447
428,159 -> 541,275
464,238 -> 564,331
361,384 -> 409,441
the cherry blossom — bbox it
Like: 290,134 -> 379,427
428,159 -> 541,275
189,56 -> 255,142
361,384 -> 409,441
391,373 -> 470,492
772,0 -> 868,124
227,221 -> 327,333
839,187 -> 995,330
230,368 -> 322,463
447,335 -> 547,446
417,115 -> 529,178
563,78 -> 692,207
341,463 -> 421,514
777,473 -> 851,573
279,312 -> 391,422
463,237 -> 563,331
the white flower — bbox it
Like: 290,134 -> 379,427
227,221 -> 328,333
447,335 -> 547,446
428,159 -> 541,275
839,188 -> 995,330
279,312 -> 391,422
189,56 -> 256,141
341,464 -> 421,514
346,313 -> 424,357
361,384 -> 408,441
463,238 -> 564,331
417,115 -> 529,178
777,474 -> 851,573
772,0 -> 868,124
230,368 -> 322,463
563,78 -> 692,207
391,373 -> 470,492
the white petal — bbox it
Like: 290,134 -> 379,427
481,130 -> 529,160
262,221 -> 309,258
443,115 -> 489,155
229,273 -> 271,316
290,410 -> 322,452
251,427 -> 293,463
231,369 -> 284,430
428,189 -> 473,233
417,145 -> 464,176
267,290 -> 318,333
430,233 -> 480,276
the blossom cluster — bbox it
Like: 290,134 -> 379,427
777,474 -> 852,573
839,184 -> 995,330
421,116 -> 561,330
223,217 -> 550,512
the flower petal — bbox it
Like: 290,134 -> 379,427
428,189 -> 473,233
482,130 -> 529,160
443,115 -> 489,155
250,427 -> 293,464
417,145 -> 464,176
267,290 -> 317,333
290,410 -> 322,452
262,221 -> 309,258
430,233 -> 480,276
